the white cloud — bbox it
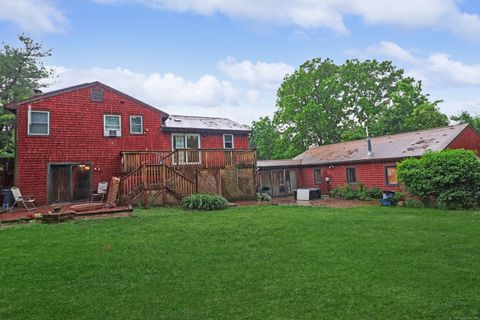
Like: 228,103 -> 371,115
93,0 -> 480,40
357,41 -> 480,88
0,0 -> 67,33
48,64 -> 276,124
218,57 -> 294,88
367,41 -> 420,65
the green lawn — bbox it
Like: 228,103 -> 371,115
1,205 -> 480,319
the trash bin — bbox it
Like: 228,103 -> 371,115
1,188 -> 13,208
380,190 -> 395,206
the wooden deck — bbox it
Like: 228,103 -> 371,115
121,149 -> 256,173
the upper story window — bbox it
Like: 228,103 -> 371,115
346,167 -> 357,184
385,166 -> 399,186
104,115 -> 121,137
223,134 -> 234,149
28,110 -> 50,136
314,168 -> 322,184
130,115 -> 143,134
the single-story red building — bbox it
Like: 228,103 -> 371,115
257,123 -> 480,196
4,81 -> 255,205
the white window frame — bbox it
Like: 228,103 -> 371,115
103,114 -> 122,137
130,115 -> 143,135
28,110 -> 50,136
223,134 -> 234,149
172,133 -> 201,165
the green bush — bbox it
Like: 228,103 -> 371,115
397,149 -> 480,209
181,194 -> 229,211
330,183 -> 383,201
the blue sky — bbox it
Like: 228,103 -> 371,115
1,0 -> 480,124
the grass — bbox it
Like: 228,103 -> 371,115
1,205 -> 480,319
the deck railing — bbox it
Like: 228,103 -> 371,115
121,149 -> 256,174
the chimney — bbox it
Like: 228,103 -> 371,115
366,127 -> 373,157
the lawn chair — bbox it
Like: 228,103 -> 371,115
91,181 -> 108,202
10,187 -> 36,212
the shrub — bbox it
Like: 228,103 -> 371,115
397,149 -> 480,209
181,194 -> 229,211
330,183 -> 383,201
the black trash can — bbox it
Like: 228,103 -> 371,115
1,188 -> 13,208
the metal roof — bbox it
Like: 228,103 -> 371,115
257,159 -> 302,168
293,123 -> 470,165
164,115 -> 250,132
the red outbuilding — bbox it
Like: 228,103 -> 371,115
257,123 -> 480,197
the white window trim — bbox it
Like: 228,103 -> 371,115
27,110 -> 50,136
103,114 -> 122,137
223,134 -> 234,149
171,133 -> 201,165
130,115 -> 143,135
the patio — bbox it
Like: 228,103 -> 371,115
0,203 -> 133,224
234,196 -> 378,208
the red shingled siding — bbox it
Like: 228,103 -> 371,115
298,161 -> 402,195
448,126 -> 480,154
200,134 -> 249,149
15,86 -> 250,204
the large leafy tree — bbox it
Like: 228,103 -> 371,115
0,34 -> 54,160
251,58 -> 448,159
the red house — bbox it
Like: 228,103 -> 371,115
5,82 -> 255,205
257,124 -> 480,197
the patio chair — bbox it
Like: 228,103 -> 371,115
91,181 -> 108,202
10,187 -> 36,212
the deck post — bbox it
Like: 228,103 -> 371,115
142,164 -> 148,207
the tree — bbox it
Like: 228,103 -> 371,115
251,58 -> 449,159
0,34 -> 54,160
450,111 -> 480,132
249,117 -> 279,160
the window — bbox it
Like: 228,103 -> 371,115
130,115 -> 143,134
314,168 -> 322,184
385,166 -> 399,185
346,167 -> 357,184
223,134 -> 234,149
104,115 -> 121,137
172,133 -> 201,164
28,110 -> 49,135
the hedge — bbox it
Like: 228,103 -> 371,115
397,149 -> 480,209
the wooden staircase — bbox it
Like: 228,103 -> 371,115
119,148 -> 257,205
119,153 -> 197,205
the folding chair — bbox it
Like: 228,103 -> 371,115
91,181 -> 108,202
11,187 -> 36,212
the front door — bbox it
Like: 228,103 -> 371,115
49,164 -> 92,203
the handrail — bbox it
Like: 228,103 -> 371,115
161,165 -> 196,185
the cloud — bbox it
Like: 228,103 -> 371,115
218,57 -> 294,88
358,41 -> 480,88
93,0 -> 480,40
0,0 -> 67,33
367,41 -> 420,65
47,64 -> 276,124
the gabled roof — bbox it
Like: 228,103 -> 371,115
294,123 -> 471,166
163,115 -> 250,132
3,81 -> 169,118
